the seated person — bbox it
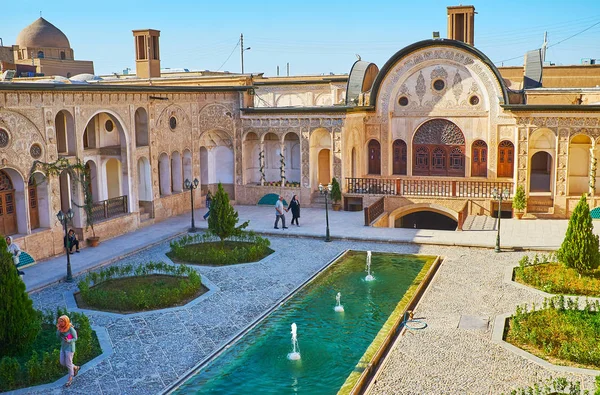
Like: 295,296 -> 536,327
5,236 -> 24,277
64,229 -> 80,254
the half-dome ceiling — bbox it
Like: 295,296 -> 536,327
16,17 -> 70,48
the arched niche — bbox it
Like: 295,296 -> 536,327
0,168 -> 27,235
55,110 -> 76,156
309,128 -> 331,190
171,151 -> 183,193
105,158 -> 122,199
85,160 -> 99,202
284,132 -> 301,183
29,172 -> 51,229
135,107 -> 149,147
158,153 -> 171,196
262,132 -> 280,182
243,132 -> 260,185
137,157 -> 152,202
182,150 -> 193,184
568,134 -> 592,195
530,151 -> 553,193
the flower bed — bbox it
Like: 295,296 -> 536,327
505,296 -> 600,369
514,254 -> 600,297
0,309 -> 101,392
168,232 -> 272,266
77,262 -> 204,313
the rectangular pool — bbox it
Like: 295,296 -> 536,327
173,251 -> 436,394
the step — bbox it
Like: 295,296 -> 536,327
140,212 -> 151,222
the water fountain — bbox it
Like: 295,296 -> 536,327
334,292 -> 344,312
365,251 -> 375,281
287,323 -> 301,360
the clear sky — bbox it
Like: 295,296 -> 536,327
2,0 -> 600,76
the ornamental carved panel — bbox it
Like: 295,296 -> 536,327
413,119 -> 465,145
0,109 -> 47,176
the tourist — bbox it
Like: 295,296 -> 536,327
56,315 -> 80,387
64,229 -> 80,254
203,191 -> 212,220
5,236 -> 24,277
287,195 -> 301,226
274,195 -> 288,229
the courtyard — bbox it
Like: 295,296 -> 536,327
8,206 -> 597,394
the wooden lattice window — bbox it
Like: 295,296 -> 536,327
415,146 -> 429,170
450,147 -> 465,170
0,170 -> 14,191
432,147 -> 446,170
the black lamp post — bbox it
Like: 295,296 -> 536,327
184,178 -> 200,232
318,183 -> 332,242
491,187 -> 510,253
57,209 -> 75,282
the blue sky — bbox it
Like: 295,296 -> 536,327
3,0 -> 600,76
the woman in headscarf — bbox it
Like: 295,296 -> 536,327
5,236 -> 20,266
56,315 -> 80,387
287,195 -> 301,226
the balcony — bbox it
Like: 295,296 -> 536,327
346,177 -> 513,199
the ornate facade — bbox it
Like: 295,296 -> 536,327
2,12 -> 600,261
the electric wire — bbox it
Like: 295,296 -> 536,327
216,39 -> 240,72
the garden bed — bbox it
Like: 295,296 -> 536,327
168,233 -> 273,266
76,262 -> 204,313
0,310 -> 101,392
505,297 -> 600,370
514,256 -> 600,297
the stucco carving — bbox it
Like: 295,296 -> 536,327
0,109 -> 47,176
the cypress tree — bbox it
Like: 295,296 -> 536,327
557,194 -> 600,274
207,183 -> 249,242
0,237 -> 40,357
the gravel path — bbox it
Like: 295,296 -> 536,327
23,236 -> 597,394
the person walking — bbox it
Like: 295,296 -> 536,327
56,315 -> 80,387
287,195 -> 301,226
203,191 -> 213,220
274,195 -> 288,229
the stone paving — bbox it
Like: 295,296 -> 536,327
15,205 -> 600,394
18,232 -> 598,394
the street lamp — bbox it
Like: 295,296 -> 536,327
184,178 -> 200,232
491,187 -> 510,253
57,209 -> 75,282
318,183 -> 333,242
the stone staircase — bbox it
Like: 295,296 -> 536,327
526,197 -> 554,217
461,215 -> 497,231
309,192 -> 327,208
139,206 -> 153,226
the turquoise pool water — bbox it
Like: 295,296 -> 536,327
174,251 -> 430,395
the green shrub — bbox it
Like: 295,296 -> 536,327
0,238 -> 40,357
168,231 -> 272,266
512,185 -> 527,212
507,296 -> 600,368
25,351 -> 41,383
208,182 -> 249,242
504,376 -> 592,395
77,262 -> 202,312
331,177 -> 342,204
0,356 -> 21,390
557,194 -> 600,274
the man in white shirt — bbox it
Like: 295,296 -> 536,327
274,196 -> 288,229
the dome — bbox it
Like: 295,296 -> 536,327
16,18 -> 70,48
70,73 -> 102,82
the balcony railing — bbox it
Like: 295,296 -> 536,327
91,195 -> 128,222
346,178 -> 513,199
364,197 -> 385,226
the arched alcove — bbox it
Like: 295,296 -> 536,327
135,107 -> 149,147
243,132 -> 260,184
182,150 -> 193,184
85,160 -> 99,202
310,128 -> 331,190
29,172 -> 50,229
158,153 -> 171,196
171,151 -> 183,193
137,157 -> 152,202
105,158 -> 122,199
284,132 -> 301,183
263,132 -> 280,182
200,147 -> 209,192
530,151 -> 553,193
568,134 -> 592,195
55,110 -> 76,155
0,169 -> 26,235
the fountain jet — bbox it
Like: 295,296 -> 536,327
365,251 -> 375,281
334,292 -> 344,312
287,323 -> 301,360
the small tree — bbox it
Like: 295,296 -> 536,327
0,238 -> 40,357
207,183 -> 249,242
331,178 -> 342,204
512,185 -> 527,212
557,194 -> 600,274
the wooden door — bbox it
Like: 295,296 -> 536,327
368,140 -> 381,175
318,149 -> 331,185
498,141 -> 514,178
471,140 -> 488,177
28,180 -> 39,230
0,170 -> 17,235
393,140 -> 407,175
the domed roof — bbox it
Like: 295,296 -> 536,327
16,17 -> 70,48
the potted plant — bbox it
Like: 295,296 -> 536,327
330,178 -> 342,211
512,185 -> 527,219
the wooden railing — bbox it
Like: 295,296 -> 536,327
364,197 -> 385,226
347,178 -> 513,199
91,195 -> 128,222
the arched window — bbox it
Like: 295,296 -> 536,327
412,119 -> 465,177
392,139 -> 407,175
37,51 -> 44,59
368,139 -> 381,175
471,140 -> 488,177
0,170 -> 17,235
60,51 -> 66,60
498,140 -> 514,178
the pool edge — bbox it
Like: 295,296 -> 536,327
339,254 -> 444,395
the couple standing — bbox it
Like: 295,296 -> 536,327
274,195 -> 300,229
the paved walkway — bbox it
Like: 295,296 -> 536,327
24,205 -> 580,292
